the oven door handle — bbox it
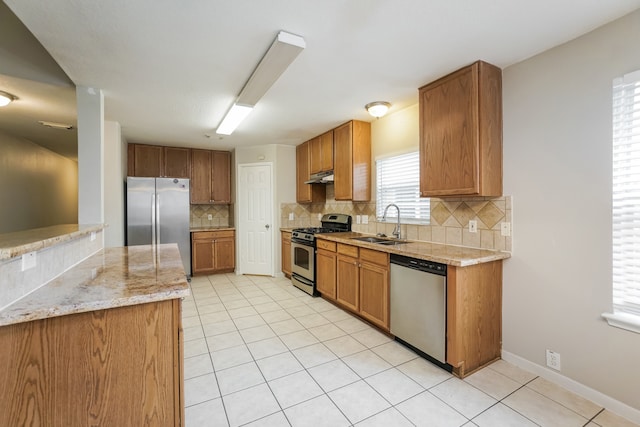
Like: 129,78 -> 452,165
292,273 -> 314,286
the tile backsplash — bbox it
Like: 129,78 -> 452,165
190,204 -> 231,228
281,186 -> 512,252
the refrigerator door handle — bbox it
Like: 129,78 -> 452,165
156,194 -> 161,245
151,193 -> 157,246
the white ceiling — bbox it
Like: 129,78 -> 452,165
4,0 -> 640,156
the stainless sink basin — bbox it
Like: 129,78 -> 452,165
350,236 -> 407,246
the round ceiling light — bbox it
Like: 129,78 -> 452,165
365,101 -> 391,118
0,90 -> 17,107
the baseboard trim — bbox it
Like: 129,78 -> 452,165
501,350 -> 640,424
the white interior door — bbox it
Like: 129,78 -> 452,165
238,163 -> 273,275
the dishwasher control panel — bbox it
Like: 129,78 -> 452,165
390,254 -> 447,276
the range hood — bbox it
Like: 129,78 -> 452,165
304,170 -> 334,184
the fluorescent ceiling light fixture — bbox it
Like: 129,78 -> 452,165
38,120 -> 74,130
366,101 -> 391,118
0,90 -> 17,107
216,30 -> 305,135
216,104 -> 253,135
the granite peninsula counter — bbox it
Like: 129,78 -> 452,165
0,243 -> 190,326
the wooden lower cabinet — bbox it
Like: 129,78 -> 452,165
192,230 -> 235,275
0,299 -> 184,427
317,240 -> 390,331
447,260 -> 503,377
281,231 -> 292,277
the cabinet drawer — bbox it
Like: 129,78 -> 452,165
317,240 -> 336,252
337,243 -> 358,257
192,230 -> 234,240
359,248 -> 388,267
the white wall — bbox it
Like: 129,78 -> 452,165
502,9 -> 640,415
0,130 -> 78,233
103,121 -> 124,247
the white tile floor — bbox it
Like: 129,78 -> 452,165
182,274 -> 638,427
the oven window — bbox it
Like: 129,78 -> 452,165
294,246 -> 310,270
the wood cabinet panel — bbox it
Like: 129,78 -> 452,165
419,60 -> 502,197
316,248 -> 337,299
164,146 -> 191,178
337,254 -> 359,311
127,144 -> 135,176
190,149 -> 213,204
309,136 -> 322,174
0,300 -> 183,427
333,121 -> 371,201
133,144 -> 163,177
320,130 -> 334,172
447,260 -> 502,377
211,151 -> 231,203
281,231 -> 292,277
192,230 -> 235,275
359,261 -> 389,329
296,141 -> 326,203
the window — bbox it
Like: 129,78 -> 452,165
376,151 -> 429,223
607,69 -> 640,333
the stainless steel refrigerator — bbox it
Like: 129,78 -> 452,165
126,177 -> 191,276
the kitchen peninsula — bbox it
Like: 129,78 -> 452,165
0,226 -> 189,426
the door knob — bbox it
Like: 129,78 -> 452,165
265,224 -> 270,229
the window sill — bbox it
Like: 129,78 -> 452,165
602,312 -> 640,334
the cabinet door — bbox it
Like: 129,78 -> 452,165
134,144 -> 163,177
191,149 -> 213,204
309,136 -> 322,174
320,130 -> 334,172
333,122 -> 353,200
296,141 -> 325,203
419,61 -> 502,197
164,147 -> 190,178
211,151 -> 231,203
359,261 -> 389,330
316,249 -> 337,299
192,237 -> 215,274
281,232 -> 292,277
214,237 -> 235,272
337,254 -> 359,311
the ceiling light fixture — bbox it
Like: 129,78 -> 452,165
365,101 -> 391,118
0,90 -> 17,107
38,120 -> 74,130
216,30 -> 305,135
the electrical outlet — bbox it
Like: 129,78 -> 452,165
21,251 -> 37,271
317,214 -> 322,220
288,213 -> 294,221
501,222 -> 511,237
469,220 -> 477,233
356,215 -> 361,224
362,215 -> 369,224
207,214 -> 213,220
546,349 -> 561,371
90,231 -> 96,241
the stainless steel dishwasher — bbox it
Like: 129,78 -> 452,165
390,254 -> 450,371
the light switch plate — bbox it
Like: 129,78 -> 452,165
288,213 -> 294,221
362,215 -> 369,224
207,214 -> 213,220
469,220 -> 477,233
22,251 -> 37,271
356,215 -> 361,224
90,231 -> 96,241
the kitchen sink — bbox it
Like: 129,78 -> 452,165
350,236 -> 407,245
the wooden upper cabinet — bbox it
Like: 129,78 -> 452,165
127,144 -> 135,176
419,60 -> 502,197
163,147 -> 190,178
133,144 -> 163,177
333,120 -> 371,201
191,149 -> 231,204
320,130 -> 334,172
296,141 -> 326,203
309,136 -> 322,174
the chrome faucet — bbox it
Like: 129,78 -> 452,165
382,203 -> 401,239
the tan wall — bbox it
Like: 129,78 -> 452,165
0,130 -> 78,233
502,9 -> 640,412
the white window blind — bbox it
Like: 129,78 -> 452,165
376,151 -> 430,223
612,69 -> 640,318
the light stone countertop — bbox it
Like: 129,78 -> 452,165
0,224 -> 105,260
316,232 -> 510,267
190,226 -> 235,232
0,244 -> 190,327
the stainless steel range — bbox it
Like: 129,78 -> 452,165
291,213 -> 352,295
